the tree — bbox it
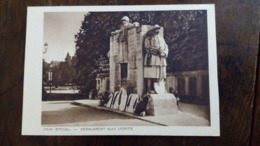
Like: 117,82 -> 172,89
74,11 -> 208,95
94,55 -> 109,74
42,59 -> 50,95
44,53 -> 77,86
51,61 -> 62,86
65,53 -> 72,64
42,59 -> 50,84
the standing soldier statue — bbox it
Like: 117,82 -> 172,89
144,24 -> 169,94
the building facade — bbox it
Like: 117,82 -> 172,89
166,70 -> 209,99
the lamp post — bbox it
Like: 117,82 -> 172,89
44,42 -> 51,92
48,67 -> 53,93
43,42 -> 48,54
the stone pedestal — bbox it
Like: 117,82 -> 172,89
146,93 -> 178,116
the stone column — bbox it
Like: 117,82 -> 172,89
101,78 -> 105,93
184,76 -> 190,95
166,76 -> 173,92
136,27 -> 144,96
196,75 -> 202,98
109,34 -> 120,93
96,79 -> 99,90
96,79 -> 100,90
173,76 -> 178,92
109,36 -> 115,93
127,28 -> 137,92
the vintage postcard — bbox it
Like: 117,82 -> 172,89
22,4 -> 219,136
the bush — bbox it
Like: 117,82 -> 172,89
134,94 -> 150,116
99,91 -> 111,106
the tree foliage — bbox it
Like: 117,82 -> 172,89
93,55 -> 110,74
43,59 -> 50,84
43,53 -> 77,86
74,11 -> 208,95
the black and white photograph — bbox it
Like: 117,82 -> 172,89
22,5 -> 219,136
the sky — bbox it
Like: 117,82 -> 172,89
43,12 -> 87,63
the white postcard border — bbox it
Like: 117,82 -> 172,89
22,4 -> 220,136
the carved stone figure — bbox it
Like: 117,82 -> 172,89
111,16 -> 139,63
144,24 -> 169,94
111,16 -> 139,37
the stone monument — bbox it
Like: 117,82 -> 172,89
109,17 -> 177,116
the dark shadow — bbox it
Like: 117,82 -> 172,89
42,93 -> 87,101
41,106 -> 133,125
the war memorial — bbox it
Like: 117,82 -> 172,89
99,16 -> 178,116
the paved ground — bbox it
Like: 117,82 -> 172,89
44,86 -> 79,94
46,90 -> 79,94
73,99 -> 209,126
178,102 -> 210,120
42,101 -> 158,126
42,100 -> 210,126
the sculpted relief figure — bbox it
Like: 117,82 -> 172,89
111,16 -> 139,37
144,24 -> 169,94
110,16 -> 139,62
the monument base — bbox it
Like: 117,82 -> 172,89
146,93 -> 178,116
